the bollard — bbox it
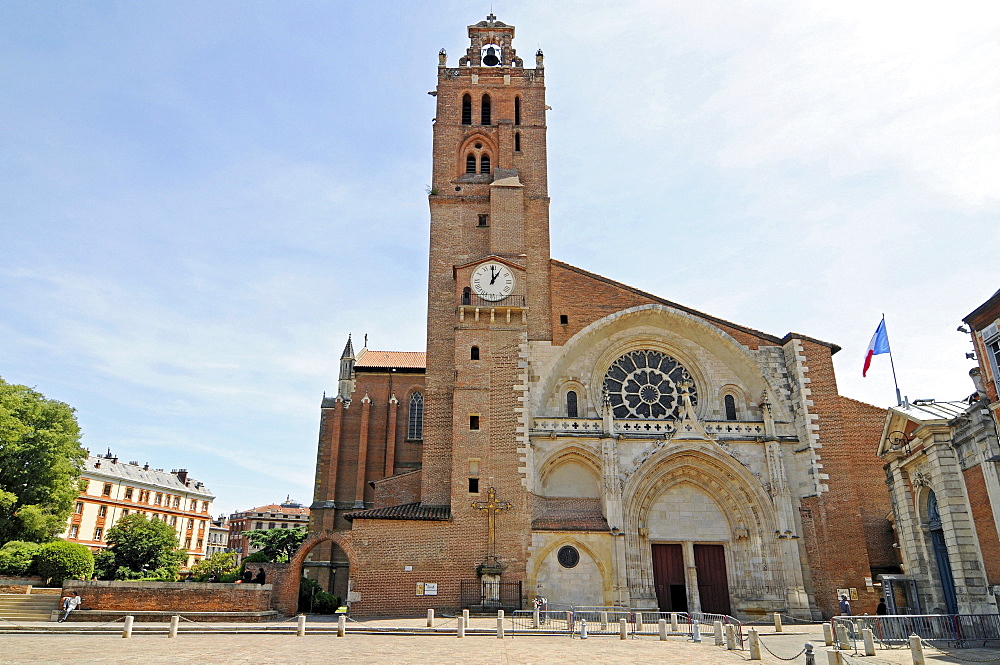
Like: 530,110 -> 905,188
822,622 -> 834,646
804,642 -> 815,665
692,620 -> 702,643
600,611 -> 608,631
909,633 -> 925,665
532,608 -> 540,629
580,619 -> 588,640
774,612 -> 783,632
836,623 -> 850,650
337,614 -> 346,638
670,612 -> 679,632
620,618 -> 628,640
748,628 -> 761,660
457,615 -> 465,639
862,627 -> 875,656
635,611 -> 643,632
497,616 -> 504,639
122,615 -> 134,639
725,623 -> 736,650
498,609 -> 504,620
826,650 -> 843,665
168,615 -> 179,638
714,620 -> 724,646
427,608 -> 434,628
658,618 -> 667,641
463,609 -> 470,624
296,614 -> 306,637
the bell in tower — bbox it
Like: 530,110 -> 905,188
482,45 -> 500,67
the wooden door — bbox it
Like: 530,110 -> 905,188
651,544 -> 687,612
694,544 -> 731,616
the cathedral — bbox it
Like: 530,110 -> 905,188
305,14 -> 897,620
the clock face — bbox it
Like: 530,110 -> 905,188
471,262 -> 515,302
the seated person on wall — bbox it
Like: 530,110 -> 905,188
58,591 -> 81,622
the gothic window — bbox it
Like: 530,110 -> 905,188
462,287 -> 471,305
461,94 -> 472,125
724,394 -> 737,421
408,392 -> 424,440
471,346 -> 480,360
566,390 -> 578,418
481,94 -> 491,125
480,154 -> 491,174
514,96 -> 521,125
602,350 -> 697,420
466,153 -> 477,174
514,131 -> 521,152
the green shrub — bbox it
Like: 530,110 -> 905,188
298,577 -> 340,614
0,540 -> 41,576
35,541 -> 94,585
242,551 -> 270,565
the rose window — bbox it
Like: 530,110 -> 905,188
602,350 -> 697,420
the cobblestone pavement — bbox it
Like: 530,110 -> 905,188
1,619 -> 996,665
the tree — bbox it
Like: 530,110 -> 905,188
245,527 -> 308,562
190,551 -> 238,581
0,377 -> 87,544
95,514 -> 185,580
0,540 -> 41,576
35,541 -> 94,585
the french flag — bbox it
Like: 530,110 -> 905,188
863,318 -> 891,377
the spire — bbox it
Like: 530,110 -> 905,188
338,334 -> 357,398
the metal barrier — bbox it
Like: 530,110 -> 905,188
507,607 -> 741,641
689,611 -> 744,648
834,614 -> 1000,648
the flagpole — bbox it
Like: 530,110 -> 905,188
883,313 -> 902,406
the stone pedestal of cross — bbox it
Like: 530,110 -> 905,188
472,487 -> 512,607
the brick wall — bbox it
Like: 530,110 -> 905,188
63,580 -> 271,612
793,341 -> 893,618
372,470 -> 422,508
963,465 -> 1000,585
549,261 -> 779,349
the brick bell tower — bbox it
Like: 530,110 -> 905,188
421,14 -> 550,578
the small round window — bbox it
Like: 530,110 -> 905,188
557,545 -> 580,568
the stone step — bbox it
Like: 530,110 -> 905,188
0,595 -> 60,621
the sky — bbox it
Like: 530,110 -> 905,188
2,1 -> 998,517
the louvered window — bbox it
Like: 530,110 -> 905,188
480,154 -> 490,174
461,94 -> 472,124
481,94 -> 491,125
466,154 -> 477,174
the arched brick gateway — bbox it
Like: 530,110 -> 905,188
268,530 -> 357,616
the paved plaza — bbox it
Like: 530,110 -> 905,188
1,617 -> 996,665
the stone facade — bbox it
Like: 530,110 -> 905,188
306,14 -> 895,620
875,290 -> 1000,615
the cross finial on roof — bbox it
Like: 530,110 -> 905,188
487,11 -> 496,21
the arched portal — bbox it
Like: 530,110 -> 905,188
272,530 -> 358,616
625,445 -> 786,616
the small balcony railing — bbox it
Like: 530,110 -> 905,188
460,293 -> 527,308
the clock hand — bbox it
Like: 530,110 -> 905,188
490,267 -> 500,285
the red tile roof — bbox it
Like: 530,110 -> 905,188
354,349 -> 426,369
531,496 -> 609,532
344,502 -> 450,522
